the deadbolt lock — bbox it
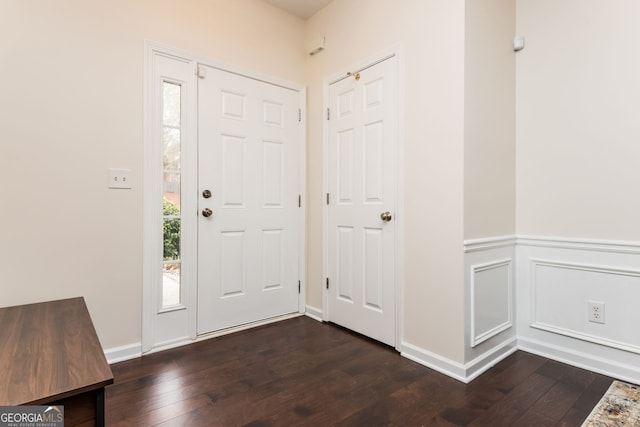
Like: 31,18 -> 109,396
202,189 -> 212,199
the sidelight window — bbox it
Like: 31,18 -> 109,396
162,82 -> 182,308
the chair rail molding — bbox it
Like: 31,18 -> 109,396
464,235 -> 517,253
518,235 -> 640,254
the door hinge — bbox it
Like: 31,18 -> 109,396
326,193 -> 330,205
326,277 -> 329,289
298,280 -> 301,293
326,108 -> 330,120
196,65 -> 206,79
298,194 -> 301,208
298,108 -> 302,122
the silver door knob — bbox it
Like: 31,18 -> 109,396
380,211 -> 392,222
202,208 -> 213,218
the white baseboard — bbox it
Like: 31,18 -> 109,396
111,314 -> 304,363
466,337 -> 519,382
305,305 -> 323,322
401,337 -> 518,383
401,342 -> 467,382
518,336 -> 640,385
104,342 -> 142,364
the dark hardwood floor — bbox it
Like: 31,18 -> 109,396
68,316 -> 612,426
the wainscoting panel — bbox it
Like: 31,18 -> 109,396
531,260 -> 640,354
517,237 -> 640,383
471,259 -> 512,347
464,236 -> 517,376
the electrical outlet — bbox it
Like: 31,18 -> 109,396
588,301 -> 605,324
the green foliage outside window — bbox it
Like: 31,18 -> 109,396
163,198 -> 180,260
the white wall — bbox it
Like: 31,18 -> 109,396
464,0 -> 516,240
516,0 -> 640,240
515,0 -> 640,382
305,0 -> 466,364
0,0 -> 305,350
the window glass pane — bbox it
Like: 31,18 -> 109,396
163,173 -> 181,209
162,263 -> 181,307
162,81 -> 181,308
163,128 -> 181,171
163,83 -> 181,127
162,215 -> 180,259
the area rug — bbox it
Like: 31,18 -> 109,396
582,380 -> 640,426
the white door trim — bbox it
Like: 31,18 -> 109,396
322,44 -> 405,350
143,42 -> 198,353
143,41 -> 307,353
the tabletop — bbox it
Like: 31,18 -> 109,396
0,297 -> 114,405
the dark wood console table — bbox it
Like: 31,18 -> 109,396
0,297 -> 113,427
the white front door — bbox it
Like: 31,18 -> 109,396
197,65 -> 301,334
327,55 -> 398,347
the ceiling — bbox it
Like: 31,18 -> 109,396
261,0 -> 334,20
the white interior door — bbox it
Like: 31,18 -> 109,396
197,65 -> 300,334
327,56 -> 398,347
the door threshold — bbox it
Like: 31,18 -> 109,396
195,313 -> 303,343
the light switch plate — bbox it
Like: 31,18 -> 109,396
108,168 -> 132,189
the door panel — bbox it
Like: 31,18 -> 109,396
328,56 -> 397,346
364,227 -> 383,310
221,135 -> 246,207
198,65 -> 300,334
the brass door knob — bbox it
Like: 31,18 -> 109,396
380,211 -> 392,222
202,208 -> 213,218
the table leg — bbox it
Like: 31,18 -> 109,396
95,387 -> 105,427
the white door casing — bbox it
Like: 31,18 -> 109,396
326,54 -> 400,347
197,65 -> 301,334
